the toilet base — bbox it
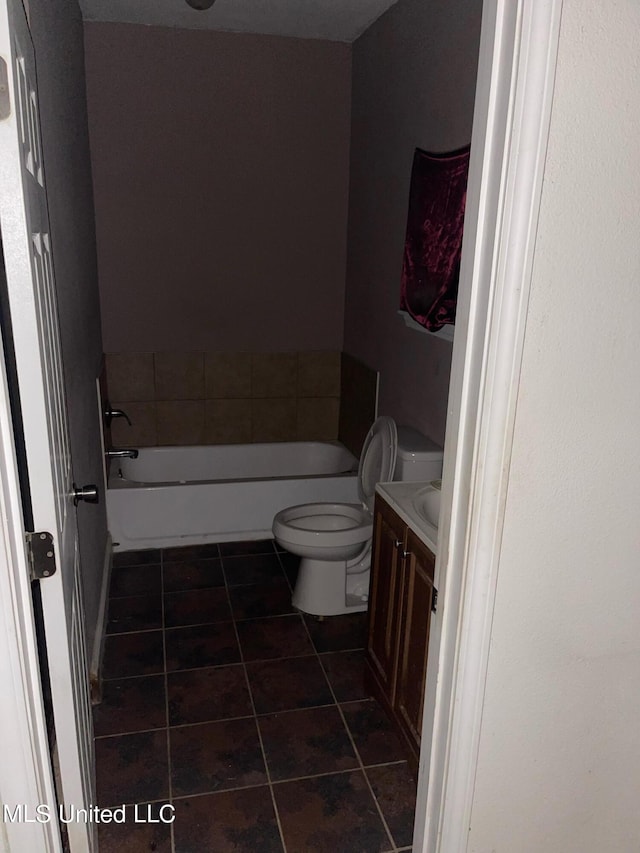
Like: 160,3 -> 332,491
292,556 -> 370,617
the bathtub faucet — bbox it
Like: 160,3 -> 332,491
103,401 -> 132,427
105,448 -> 139,459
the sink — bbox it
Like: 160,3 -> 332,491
412,485 -> 441,529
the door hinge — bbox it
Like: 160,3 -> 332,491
26,531 -> 56,581
0,57 -> 10,120
431,586 -> 438,613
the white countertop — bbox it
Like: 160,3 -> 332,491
375,481 -> 438,553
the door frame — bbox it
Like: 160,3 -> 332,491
413,0 -> 563,850
0,318 -> 62,853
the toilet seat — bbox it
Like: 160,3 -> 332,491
272,417 -> 397,553
357,416 -> 398,512
273,502 -> 372,551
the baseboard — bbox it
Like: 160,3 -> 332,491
89,533 -> 112,705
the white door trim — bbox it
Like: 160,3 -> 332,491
0,324 -> 62,853
412,1 -> 563,850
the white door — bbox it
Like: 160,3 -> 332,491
0,1 -> 95,851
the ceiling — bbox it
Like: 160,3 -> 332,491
78,0 -> 400,42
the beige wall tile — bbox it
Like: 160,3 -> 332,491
156,400 -> 205,445
251,399 -> 297,442
297,351 -> 341,397
205,352 -> 252,398
110,401 -> 157,447
105,352 -> 155,401
154,352 -> 204,400
205,399 -> 252,444
251,352 -> 297,398
297,397 -> 340,441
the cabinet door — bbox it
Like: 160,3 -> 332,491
395,529 -> 436,757
366,497 -> 406,697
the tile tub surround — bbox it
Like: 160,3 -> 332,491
104,350 -> 342,447
95,540 -> 417,853
339,351 -> 379,457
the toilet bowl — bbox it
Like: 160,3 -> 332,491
273,418 -> 444,617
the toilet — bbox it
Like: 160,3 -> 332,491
272,417 -> 444,617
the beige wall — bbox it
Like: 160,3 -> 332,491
84,23 -> 351,354
344,0 -> 482,445
468,2 -> 640,849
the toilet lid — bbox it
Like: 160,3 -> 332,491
357,416 -> 398,512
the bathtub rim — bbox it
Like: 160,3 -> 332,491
108,439 -> 358,489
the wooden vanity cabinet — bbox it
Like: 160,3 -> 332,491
365,494 -> 436,770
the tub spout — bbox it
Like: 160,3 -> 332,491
106,448 -> 139,459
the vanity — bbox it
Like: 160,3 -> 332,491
365,481 -> 440,771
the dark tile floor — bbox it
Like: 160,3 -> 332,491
94,540 -> 416,852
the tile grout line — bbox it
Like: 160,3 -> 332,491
222,548 -> 289,853
102,646 -> 357,683
301,614 -> 399,853
278,544 -> 401,849
275,547 -> 296,596
100,758 -> 408,811
163,542 -> 220,848
160,551 -> 176,853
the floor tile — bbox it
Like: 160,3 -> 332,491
229,581 -> 294,620
273,770 -> 392,853
162,558 -> 224,592
95,729 -> 169,806
106,594 -> 162,635
319,650 -> 371,702
168,664 -> 252,726
110,564 -> 161,598
112,549 -> 161,568
219,539 -> 276,557
236,614 -> 313,661
97,802 -> 173,853
223,553 -> 286,586
304,612 -> 368,653
173,787 -> 283,853
102,631 -> 164,680
93,674 -> 166,737
170,717 -> 266,797
97,538 -> 416,849
162,543 -> 220,562
341,700 -> 406,765
277,550 -> 300,589
246,656 -> 333,714
165,622 -> 240,671
259,706 -> 358,781
164,586 -> 231,628
366,762 -> 417,848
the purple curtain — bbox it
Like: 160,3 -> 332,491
400,145 -> 470,332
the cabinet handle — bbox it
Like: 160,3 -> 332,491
394,539 -> 411,559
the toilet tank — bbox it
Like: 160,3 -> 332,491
394,426 -> 444,482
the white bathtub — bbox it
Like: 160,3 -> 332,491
106,442 -> 359,551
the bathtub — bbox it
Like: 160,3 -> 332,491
106,441 -> 359,551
